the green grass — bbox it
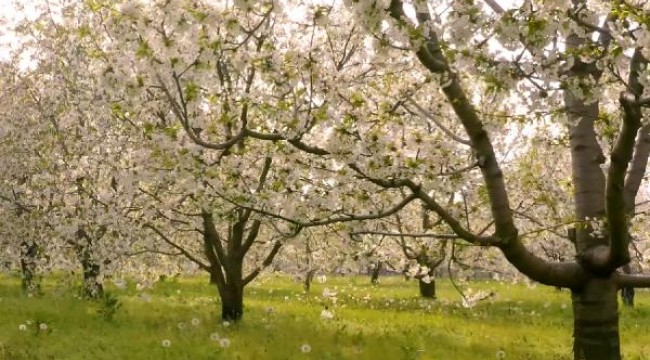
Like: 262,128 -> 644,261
1,273 -> 650,359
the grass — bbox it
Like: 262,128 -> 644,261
1,273 -> 650,359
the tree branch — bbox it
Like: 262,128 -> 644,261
404,99 -> 471,145
616,273 -> 650,288
213,186 -> 419,228
350,230 -> 459,239
607,49 -> 646,268
143,222 -> 210,271
624,124 -> 650,210
243,240 -> 283,285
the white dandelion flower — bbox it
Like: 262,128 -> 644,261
191,318 -> 200,326
222,321 -> 230,328
320,309 -> 334,320
496,350 -> 506,359
161,339 -> 171,348
219,337 -> 231,348
301,343 -> 312,353
210,332 -> 220,341
39,323 -> 48,331
18,324 -> 27,331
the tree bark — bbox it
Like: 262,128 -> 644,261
80,253 -> 104,299
212,257 -> 245,322
218,282 -> 244,322
418,278 -> 436,298
620,264 -> 634,307
20,241 -> 40,295
370,261 -> 381,285
572,277 -> 620,360
303,269 -> 316,292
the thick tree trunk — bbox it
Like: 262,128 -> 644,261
418,278 -> 436,298
572,277 -> 620,360
620,264 -> 634,307
213,258 -> 245,322
219,282 -> 244,322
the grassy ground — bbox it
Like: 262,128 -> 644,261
1,273 -> 650,360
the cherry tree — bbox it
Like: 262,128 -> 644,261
89,0 -> 650,358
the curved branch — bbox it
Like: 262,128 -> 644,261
405,99 -> 471,146
607,49 -> 646,268
143,223 -> 210,271
243,240 -> 283,285
213,187 -> 418,228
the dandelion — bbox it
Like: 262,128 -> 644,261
161,339 -> 171,348
219,337 -> 231,348
320,309 -> 334,320
177,322 -> 186,330
222,321 -> 230,328
39,323 -> 48,331
191,318 -> 200,326
496,350 -> 506,359
18,324 -> 27,331
210,332 -> 220,341
301,343 -> 312,353
113,278 -> 127,289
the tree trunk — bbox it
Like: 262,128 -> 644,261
370,261 -> 381,285
20,241 -> 40,295
572,277 -> 620,360
81,256 -> 104,299
74,244 -> 103,299
620,264 -> 634,307
303,269 -> 316,292
418,278 -> 436,298
213,257 -> 245,322
219,282 -> 244,322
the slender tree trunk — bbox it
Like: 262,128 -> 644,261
370,261 -> 381,285
572,277 -> 620,360
418,278 -> 436,298
74,244 -> 103,299
20,241 -> 40,295
620,264 -> 635,307
80,255 -> 103,299
303,269 -> 316,292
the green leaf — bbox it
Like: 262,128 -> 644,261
135,40 -> 153,59
184,82 -> 199,102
